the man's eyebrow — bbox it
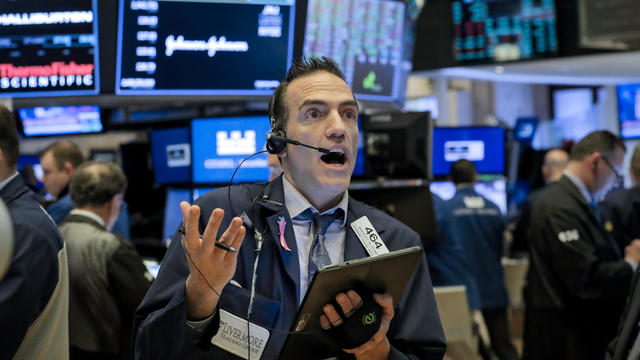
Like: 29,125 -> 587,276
298,99 -> 359,110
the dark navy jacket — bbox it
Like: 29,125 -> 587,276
0,174 -> 65,358
135,176 -> 446,359
428,186 -> 508,311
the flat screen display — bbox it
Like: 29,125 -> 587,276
618,83 -> 640,139
0,0 -> 99,97
429,178 -> 507,214
18,105 -> 102,137
163,188 -> 191,244
432,126 -> 505,176
303,0 -> 406,102
150,127 -> 191,184
452,0 -> 558,63
116,0 -> 295,95
192,116 -> 271,183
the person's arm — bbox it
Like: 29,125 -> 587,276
134,203 -> 245,359
542,207 -> 634,299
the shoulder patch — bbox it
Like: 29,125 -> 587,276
558,229 -> 579,243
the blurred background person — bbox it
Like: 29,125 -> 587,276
59,160 -> 152,360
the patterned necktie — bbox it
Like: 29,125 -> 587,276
297,208 -> 344,281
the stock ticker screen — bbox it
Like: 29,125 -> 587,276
452,0 -> 558,63
303,0 -> 406,102
0,0 -> 99,97
116,0 -> 295,95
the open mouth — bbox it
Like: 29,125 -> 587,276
320,148 -> 346,166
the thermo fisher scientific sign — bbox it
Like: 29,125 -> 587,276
0,0 -> 100,97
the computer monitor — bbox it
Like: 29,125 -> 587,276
17,105 -> 103,137
162,188 -> 192,244
513,117 -> 538,145
17,154 -> 44,190
191,116 -> 271,184
0,0 -> 100,97
89,149 -> 117,163
617,83 -> 640,139
363,112 -> 431,179
451,0 -> 558,63
352,117 -> 365,178
429,178 -> 507,214
150,127 -> 191,184
350,184 -> 438,247
301,0 -> 408,103
432,126 -> 505,177
116,0 -> 295,95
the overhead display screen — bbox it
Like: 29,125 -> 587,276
432,126 -> 505,176
116,0 -> 295,95
191,116 -> 271,183
303,0 -> 406,102
452,0 -> 557,63
618,83 -> 640,139
0,0 -> 99,97
18,105 -> 102,137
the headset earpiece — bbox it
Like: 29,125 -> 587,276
266,128 -> 287,154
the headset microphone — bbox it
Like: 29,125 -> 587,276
266,133 -> 331,154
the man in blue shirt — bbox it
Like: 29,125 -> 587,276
428,159 -> 517,360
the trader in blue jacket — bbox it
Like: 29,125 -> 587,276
428,159 -> 517,360
135,57 -> 446,359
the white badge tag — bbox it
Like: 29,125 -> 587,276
350,216 -> 389,257
211,309 -> 270,360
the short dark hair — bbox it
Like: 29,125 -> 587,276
0,104 -> 19,170
39,140 -> 84,170
70,161 -> 127,208
268,56 -> 348,133
450,159 -> 477,185
570,130 -> 626,161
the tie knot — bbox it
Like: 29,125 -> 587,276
297,208 -> 344,236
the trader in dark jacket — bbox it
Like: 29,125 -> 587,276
607,267 -> 640,360
59,161 -> 152,359
600,142 -> 640,252
523,130 -> 640,360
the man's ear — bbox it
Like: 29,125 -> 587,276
63,161 -> 75,176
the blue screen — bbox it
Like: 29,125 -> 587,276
18,105 -> 102,137
618,84 -> 640,139
163,188 -> 192,243
192,116 -> 271,183
432,127 -> 505,176
352,118 -> 365,177
150,127 -> 191,184
513,117 -> 538,144
429,178 -> 507,214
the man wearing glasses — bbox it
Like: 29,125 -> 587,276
522,130 -> 640,360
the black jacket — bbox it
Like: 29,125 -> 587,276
607,268 -> 640,360
524,175 -> 633,359
600,186 -> 640,252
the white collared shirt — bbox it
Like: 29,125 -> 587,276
69,209 -> 105,227
282,176 -> 348,303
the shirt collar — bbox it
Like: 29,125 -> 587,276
70,209 -> 105,227
282,176 -> 348,227
563,170 -> 594,204
0,172 -> 19,192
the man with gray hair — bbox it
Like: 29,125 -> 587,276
59,161 -> 151,360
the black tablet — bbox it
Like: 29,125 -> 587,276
279,246 -> 424,360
